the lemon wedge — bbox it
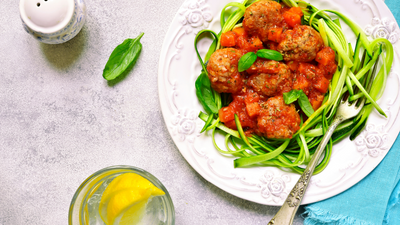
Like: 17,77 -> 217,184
99,173 -> 165,225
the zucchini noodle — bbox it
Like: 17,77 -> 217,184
194,0 -> 394,174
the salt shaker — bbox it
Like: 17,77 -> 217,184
19,0 -> 86,44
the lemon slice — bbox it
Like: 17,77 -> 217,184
118,198 -> 148,225
104,188 -> 151,225
99,173 -> 165,225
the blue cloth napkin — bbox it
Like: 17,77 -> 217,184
303,1 -> 400,224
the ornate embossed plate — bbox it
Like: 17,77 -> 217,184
158,0 -> 400,205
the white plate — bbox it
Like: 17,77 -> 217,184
158,0 -> 400,205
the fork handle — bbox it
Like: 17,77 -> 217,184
267,116 -> 344,225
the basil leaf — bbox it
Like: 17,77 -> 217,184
284,89 -> 315,116
283,89 -> 302,104
256,49 -> 283,61
238,52 -> 257,72
103,32 -> 144,81
298,92 -> 315,117
195,71 -> 219,114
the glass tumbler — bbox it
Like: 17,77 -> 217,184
69,165 -> 175,225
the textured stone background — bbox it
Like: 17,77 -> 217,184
0,0 -> 305,224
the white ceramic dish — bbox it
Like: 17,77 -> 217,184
158,0 -> 400,205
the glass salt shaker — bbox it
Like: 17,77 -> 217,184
19,0 -> 86,44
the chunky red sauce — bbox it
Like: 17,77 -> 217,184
207,0 -> 337,139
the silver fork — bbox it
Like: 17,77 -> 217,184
267,97 -> 365,225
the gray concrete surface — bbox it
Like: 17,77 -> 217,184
0,0 -> 305,224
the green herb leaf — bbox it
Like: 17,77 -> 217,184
298,92 -> 315,117
283,89 -> 314,116
238,52 -> 257,72
103,32 -> 144,81
195,71 -> 219,114
256,49 -> 283,61
283,89 -> 303,104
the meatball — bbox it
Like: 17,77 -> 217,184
277,25 -> 324,62
247,60 -> 293,97
207,48 -> 243,93
257,96 -> 300,139
243,0 -> 283,42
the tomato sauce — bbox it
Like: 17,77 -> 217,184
215,2 -> 337,139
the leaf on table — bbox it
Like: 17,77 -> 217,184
103,32 -> 144,81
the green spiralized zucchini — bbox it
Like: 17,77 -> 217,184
194,0 -> 394,174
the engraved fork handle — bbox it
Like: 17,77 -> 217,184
268,116 -> 344,225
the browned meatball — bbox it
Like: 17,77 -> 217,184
207,48 -> 243,93
277,25 -> 324,62
243,0 -> 283,42
247,60 -> 293,97
257,96 -> 300,139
